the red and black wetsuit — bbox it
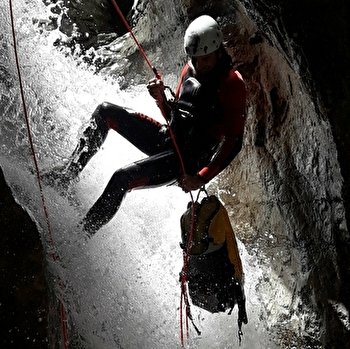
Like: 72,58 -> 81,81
172,62 -> 246,180
83,60 -> 246,233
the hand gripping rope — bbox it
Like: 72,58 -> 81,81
109,1 -> 187,173
8,1 -> 69,348
110,1 -> 200,346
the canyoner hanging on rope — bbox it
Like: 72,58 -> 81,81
47,3 -> 246,346
106,6 -> 248,346
180,189 -> 248,343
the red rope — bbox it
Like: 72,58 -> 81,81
109,0 -> 188,173
179,199 -> 198,346
109,2 -> 198,346
8,1 -> 69,348
110,0 -> 155,73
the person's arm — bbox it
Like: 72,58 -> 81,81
147,63 -> 190,118
147,77 -> 173,116
198,70 -> 246,182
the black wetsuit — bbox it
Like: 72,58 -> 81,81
82,86 -> 219,233
81,61 -> 246,234
82,103 -> 182,233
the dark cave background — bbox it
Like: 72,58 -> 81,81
1,0 -> 349,347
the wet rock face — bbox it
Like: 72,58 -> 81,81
210,2 -> 349,346
0,168 -> 49,348
41,0 -> 133,55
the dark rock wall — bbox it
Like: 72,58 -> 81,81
272,0 -> 350,223
241,2 -> 350,346
0,168 -> 49,348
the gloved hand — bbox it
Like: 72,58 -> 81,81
178,174 -> 205,192
147,77 -> 166,105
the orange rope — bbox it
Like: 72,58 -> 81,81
9,1 -> 69,348
110,0 -> 155,73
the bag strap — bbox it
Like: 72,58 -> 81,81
194,185 -> 208,203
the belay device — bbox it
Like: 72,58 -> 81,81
180,189 -> 248,342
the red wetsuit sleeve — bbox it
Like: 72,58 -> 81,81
198,70 -> 246,182
175,63 -> 191,98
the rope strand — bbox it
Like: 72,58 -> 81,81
8,1 -> 69,348
110,0 -> 155,73
110,0 -> 188,174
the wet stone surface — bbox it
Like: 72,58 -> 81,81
0,168 -> 49,348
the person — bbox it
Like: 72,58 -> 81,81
45,15 -> 246,236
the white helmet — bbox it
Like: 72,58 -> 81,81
184,15 -> 223,57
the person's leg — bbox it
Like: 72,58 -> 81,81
44,102 -> 166,187
67,102 -> 165,171
81,149 -> 181,236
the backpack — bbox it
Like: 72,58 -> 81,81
180,193 -> 243,279
180,192 -> 248,340
180,194 -> 220,255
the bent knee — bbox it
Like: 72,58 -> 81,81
91,102 -> 108,126
108,166 -> 148,192
107,169 -> 131,192
94,102 -> 114,120
93,102 -> 128,130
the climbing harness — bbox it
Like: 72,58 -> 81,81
8,1 -> 69,348
110,2 -> 200,346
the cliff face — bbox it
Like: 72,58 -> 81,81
214,2 -> 349,346
1,0 -> 349,347
0,168 -> 49,348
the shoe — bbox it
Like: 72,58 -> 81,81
41,163 -> 78,191
79,217 -> 97,239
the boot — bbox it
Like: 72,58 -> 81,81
42,112 -> 108,189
